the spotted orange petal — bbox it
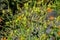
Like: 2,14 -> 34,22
47,8 -> 52,12
1,37 -> 7,40
57,32 -> 60,36
49,16 -> 54,20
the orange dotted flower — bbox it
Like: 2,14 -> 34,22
49,16 -> 54,20
57,32 -> 60,36
1,37 -> 7,40
47,8 -> 52,12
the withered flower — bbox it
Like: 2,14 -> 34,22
0,17 -> 2,22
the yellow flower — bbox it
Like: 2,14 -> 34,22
17,16 -> 22,20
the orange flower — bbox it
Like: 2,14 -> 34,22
57,32 -> 60,36
0,17 -> 2,22
1,37 -> 7,40
47,8 -> 52,12
49,16 -> 54,20
57,25 -> 60,28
